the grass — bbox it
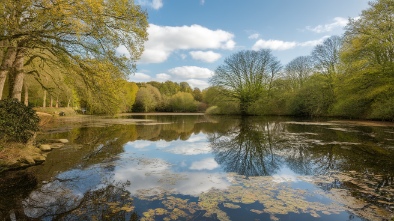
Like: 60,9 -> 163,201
0,140 -> 42,172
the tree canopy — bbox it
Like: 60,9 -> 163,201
0,0 -> 148,114
210,49 -> 281,115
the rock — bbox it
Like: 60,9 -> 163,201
21,156 -> 36,165
58,139 -> 69,144
32,155 -> 46,163
51,143 -> 64,149
40,144 -> 52,151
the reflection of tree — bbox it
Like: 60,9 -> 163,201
210,117 -> 282,176
23,178 -> 138,221
0,171 -> 37,221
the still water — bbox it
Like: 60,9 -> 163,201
1,114 -> 393,221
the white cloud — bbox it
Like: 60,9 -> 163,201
185,79 -> 210,89
306,17 -> 348,33
298,36 -> 330,47
168,66 -> 214,79
132,72 -> 152,81
248,33 -> 260,39
252,39 -> 297,51
165,143 -> 212,155
140,24 -> 235,63
116,45 -> 130,58
136,0 -> 163,10
156,73 -> 171,81
252,36 -> 331,51
190,158 -> 219,170
200,0 -> 205,5
189,51 -> 222,63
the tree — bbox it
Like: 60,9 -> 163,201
0,0 -> 148,102
312,36 -> 343,76
168,92 -> 197,112
334,0 -> 394,120
210,49 -> 282,115
284,56 -> 314,90
192,87 -> 203,102
133,84 -> 162,112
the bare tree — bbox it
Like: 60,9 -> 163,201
284,56 -> 314,90
210,49 -> 282,115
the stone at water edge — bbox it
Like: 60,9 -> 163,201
39,144 -> 52,151
21,156 -> 36,165
57,139 -> 69,144
32,155 -> 46,163
50,143 -> 64,149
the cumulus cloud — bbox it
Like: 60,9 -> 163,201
248,33 -> 260,39
306,17 -> 348,33
168,66 -> 214,79
252,36 -> 331,51
185,79 -> 210,89
140,24 -> 235,63
131,72 -> 152,81
156,73 -> 171,81
189,51 -> 222,63
136,0 -> 163,10
252,39 -> 297,51
190,158 -> 219,170
298,36 -> 330,47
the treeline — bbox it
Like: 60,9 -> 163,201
207,0 -> 394,121
132,81 -> 205,112
0,0 -> 148,115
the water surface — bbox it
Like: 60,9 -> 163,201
1,115 -> 393,220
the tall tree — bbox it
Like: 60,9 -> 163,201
335,0 -> 394,120
284,56 -> 314,90
210,49 -> 282,115
0,0 -> 148,102
312,36 -> 343,76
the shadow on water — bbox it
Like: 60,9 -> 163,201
0,115 -> 393,220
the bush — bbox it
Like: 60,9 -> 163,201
0,99 -> 40,143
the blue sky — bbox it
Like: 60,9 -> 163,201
120,0 -> 370,89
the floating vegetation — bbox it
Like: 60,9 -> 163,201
132,170 -> 394,221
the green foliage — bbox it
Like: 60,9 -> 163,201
0,99 -> 39,143
133,84 -> 162,112
168,92 -> 198,112
210,49 -> 281,115
290,74 -> 334,116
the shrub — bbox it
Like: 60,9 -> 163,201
0,99 -> 40,143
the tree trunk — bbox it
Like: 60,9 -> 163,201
50,96 -> 53,107
67,98 -> 71,108
24,82 -> 28,106
56,96 -> 59,108
0,46 -> 17,100
11,48 -> 26,102
43,90 -> 47,107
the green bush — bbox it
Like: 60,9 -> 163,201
0,99 -> 40,143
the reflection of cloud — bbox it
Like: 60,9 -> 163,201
186,134 -> 206,142
155,140 -> 171,148
114,157 -> 229,196
272,166 -> 299,183
190,158 -> 219,170
165,143 -> 212,155
131,140 -> 152,149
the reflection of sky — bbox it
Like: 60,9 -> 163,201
117,133 -> 230,196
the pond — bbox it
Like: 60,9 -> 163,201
1,114 -> 393,221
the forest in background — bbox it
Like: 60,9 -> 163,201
1,0 -> 393,120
